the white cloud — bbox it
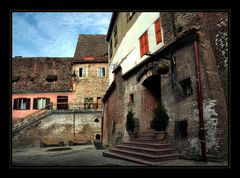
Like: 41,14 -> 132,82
12,12 -> 112,57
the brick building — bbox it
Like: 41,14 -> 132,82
102,12 -> 228,160
12,34 -> 108,146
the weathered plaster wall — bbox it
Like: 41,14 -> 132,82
13,111 -> 102,147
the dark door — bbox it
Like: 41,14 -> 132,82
57,96 -> 68,109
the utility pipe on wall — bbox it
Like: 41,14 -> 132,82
194,31 -> 206,161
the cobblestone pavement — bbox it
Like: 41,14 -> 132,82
11,145 -> 228,167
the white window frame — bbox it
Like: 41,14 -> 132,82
97,67 -> 106,77
79,67 -> 88,78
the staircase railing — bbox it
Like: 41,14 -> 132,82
12,104 -> 52,135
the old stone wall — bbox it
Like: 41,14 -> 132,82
13,111 -> 102,147
72,63 -> 108,106
12,57 -> 73,91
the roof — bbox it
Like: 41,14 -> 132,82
12,57 -> 73,92
74,34 -> 108,60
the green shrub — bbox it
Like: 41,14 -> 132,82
150,104 -> 169,131
126,109 -> 136,133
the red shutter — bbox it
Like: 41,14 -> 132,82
139,35 -> 144,57
26,98 -> 31,110
139,32 -> 149,57
33,98 -> 37,109
155,19 -> 162,44
13,99 -> 18,110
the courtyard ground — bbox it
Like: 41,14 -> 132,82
11,144 -> 228,167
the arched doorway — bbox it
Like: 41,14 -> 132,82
95,134 -> 101,140
140,72 -> 161,131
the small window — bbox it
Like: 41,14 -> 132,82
175,120 -> 188,139
130,94 -> 134,103
179,77 -> 193,97
94,118 -> 99,122
46,75 -> 57,82
114,26 -> 118,47
33,98 -> 50,110
97,67 -> 106,77
139,31 -> 149,57
154,19 -> 163,44
79,68 -> 87,78
84,97 -> 93,103
12,76 -> 20,83
57,96 -> 68,110
13,98 -> 31,110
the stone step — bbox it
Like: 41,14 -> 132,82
130,138 -> 164,143
103,151 -> 170,166
109,148 -> 178,162
117,145 -> 174,155
123,141 -> 170,149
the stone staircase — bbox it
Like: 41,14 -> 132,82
103,131 -> 179,166
12,110 -> 52,136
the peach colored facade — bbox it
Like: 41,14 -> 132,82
12,92 -> 76,121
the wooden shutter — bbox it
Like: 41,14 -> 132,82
26,98 -> 31,110
33,98 -> 37,109
140,31 -> 149,57
46,98 -> 50,109
13,99 -> 18,110
155,19 -> 162,44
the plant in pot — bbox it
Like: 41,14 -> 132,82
126,109 -> 138,140
150,104 -> 169,140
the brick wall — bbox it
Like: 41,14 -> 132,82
13,111 -> 102,147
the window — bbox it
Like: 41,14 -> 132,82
139,31 -> 149,57
13,98 -> 31,110
84,97 -> 93,109
114,26 -> 118,47
94,118 -> 99,122
154,19 -> 163,44
179,77 -> 193,97
33,98 -> 50,110
46,75 -> 57,82
97,97 -> 102,109
97,67 -> 106,77
57,96 -> 68,110
79,68 -> 87,78
175,120 -> 188,139
130,94 -> 134,104
127,12 -> 135,22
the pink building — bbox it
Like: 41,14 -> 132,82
12,57 -> 75,123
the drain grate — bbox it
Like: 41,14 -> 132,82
46,147 -> 72,152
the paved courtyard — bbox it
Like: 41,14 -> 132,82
11,145 -> 228,167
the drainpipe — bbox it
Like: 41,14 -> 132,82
101,100 -> 104,144
194,32 -> 206,161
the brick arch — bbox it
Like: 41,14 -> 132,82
139,71 -> 161,131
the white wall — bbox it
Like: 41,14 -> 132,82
109,12 -> 164,84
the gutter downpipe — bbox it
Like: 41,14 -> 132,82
194,32 -> 206,162
101,98 -> 105,144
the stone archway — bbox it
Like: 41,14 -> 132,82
95,134 -> 101,140
140,71 -> 161,131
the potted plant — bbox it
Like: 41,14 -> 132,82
126,109 -> 137,140
150,104 -> 169,140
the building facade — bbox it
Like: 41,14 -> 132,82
102,12 -> 228,160
12,34 -> 108,146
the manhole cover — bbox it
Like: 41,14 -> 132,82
46,147 -> 72,152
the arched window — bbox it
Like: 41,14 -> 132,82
94,118 -> 99,122
95,134 -> 100,140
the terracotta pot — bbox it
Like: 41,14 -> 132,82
154,131 -> 166,140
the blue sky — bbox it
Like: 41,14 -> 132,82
12,12 -> 112,57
